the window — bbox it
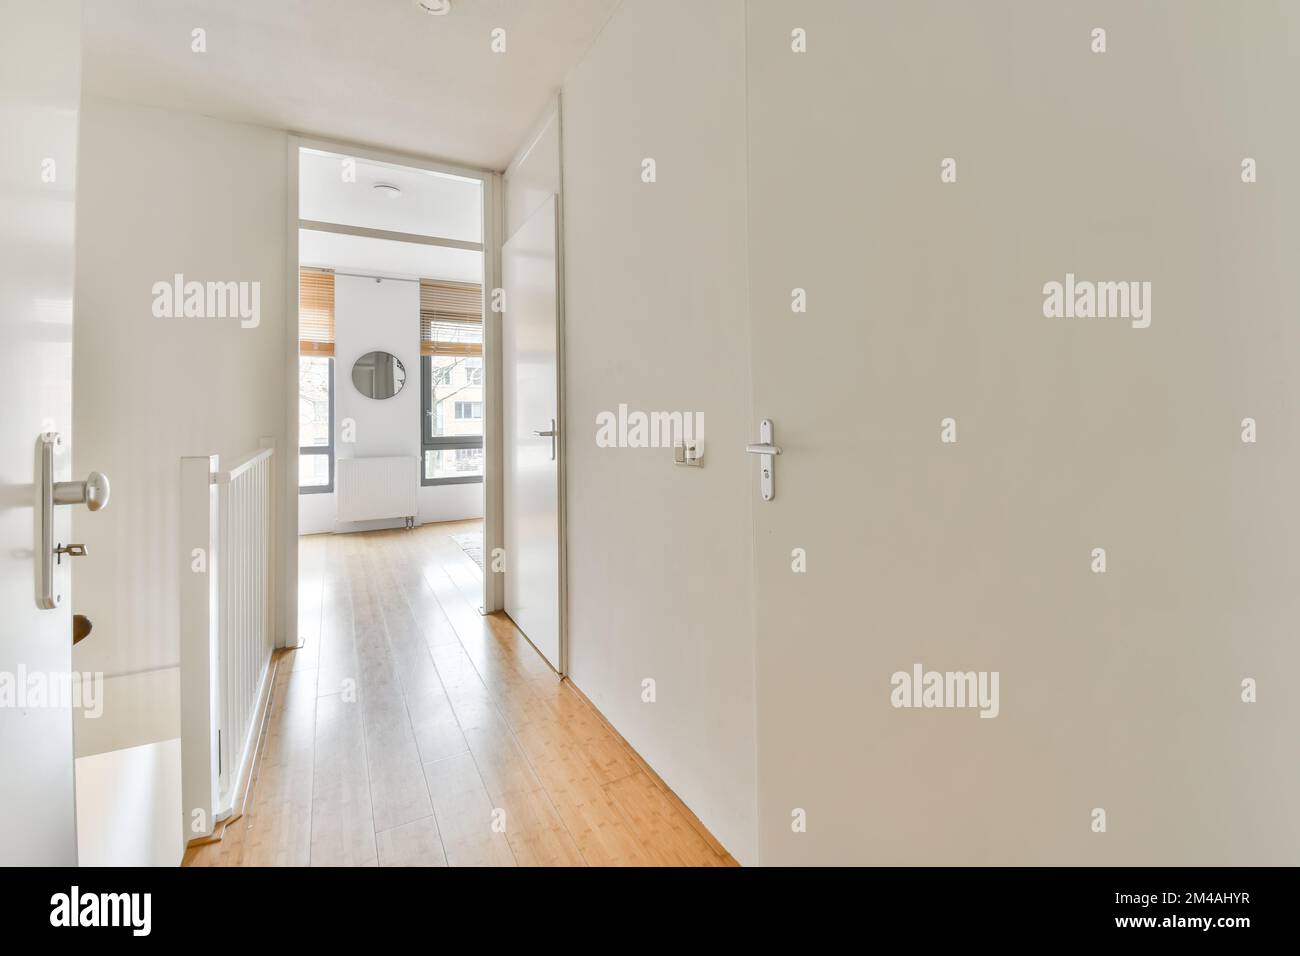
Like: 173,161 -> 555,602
299,269 -> 335,493
299,355 -> 334,492
420,279 -> 484,485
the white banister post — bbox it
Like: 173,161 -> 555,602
258,436 -> 280,648
180,454 -> 220,844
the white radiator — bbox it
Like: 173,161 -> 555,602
336,456 -> 419,524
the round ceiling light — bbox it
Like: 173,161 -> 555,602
372,182 -> 402,199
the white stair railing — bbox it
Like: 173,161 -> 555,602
180,440 -> 277,842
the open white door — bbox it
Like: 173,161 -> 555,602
502,196 -> 562,672
0,0 -> 83,865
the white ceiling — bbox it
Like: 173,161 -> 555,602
82,0 -> 621,170
299,148 -> 483,241
299,229 -> 483,282
298,148 -> 484,280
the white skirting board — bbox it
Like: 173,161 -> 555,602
336,456 -> 419,523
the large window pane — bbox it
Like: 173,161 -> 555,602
299,356 -> 331,448
299,355 -> 333,493
424,447 -> 484,482
300,453 -> 329,488
427,356 -> 484,439
421,353 -> 483,487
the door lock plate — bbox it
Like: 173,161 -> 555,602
674,440 -> 704,466
745,419 -> 782,501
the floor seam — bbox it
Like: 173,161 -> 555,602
370,532 -> 452,863
417,537 -> 552,865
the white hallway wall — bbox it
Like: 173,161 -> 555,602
336,274 -> 419,465
72,97 -> 288,756
562,0 -> 1300,867
71,98 -> 286,866
560,0 -> 758,864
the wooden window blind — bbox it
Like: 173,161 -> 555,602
299,268 -> 335,356
420,279 -> 483,357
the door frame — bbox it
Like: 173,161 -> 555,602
501,97 -> 569,676
554,102 -> 569,678
281,134 -> 504,648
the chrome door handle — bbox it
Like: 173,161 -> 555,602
747,419 -> 780,501
54,471 -> 110,511
38,432 -> 110,610
533,419 -> 557,460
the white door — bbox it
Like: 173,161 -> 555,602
745,1 -> 1300,865
0,0 -> 83,865
502,196 -> 562,671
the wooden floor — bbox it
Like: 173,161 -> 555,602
184,520 -> 735,867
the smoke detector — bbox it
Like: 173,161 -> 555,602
414,0 -> 451,15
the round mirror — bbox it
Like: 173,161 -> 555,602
352,350 -> 406,400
